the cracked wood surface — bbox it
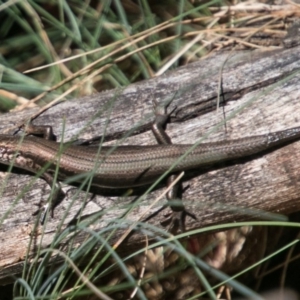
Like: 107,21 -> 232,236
1,45 -> 300,283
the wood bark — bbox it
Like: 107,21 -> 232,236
1,45 -> 300,283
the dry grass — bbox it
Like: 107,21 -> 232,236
1,1 -> 300,299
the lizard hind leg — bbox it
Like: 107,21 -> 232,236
151,99 -> 196,233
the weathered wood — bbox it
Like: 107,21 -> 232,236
1,45 -> 300,283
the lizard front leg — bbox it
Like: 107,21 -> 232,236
20,123 -> 65,223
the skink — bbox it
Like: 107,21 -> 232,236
0,127 -> 299,189
1,101 -> 300,225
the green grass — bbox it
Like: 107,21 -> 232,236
0,0 -> 290,110
1,0 -> 300,299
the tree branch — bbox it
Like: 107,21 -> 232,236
1,45 -> 300,282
